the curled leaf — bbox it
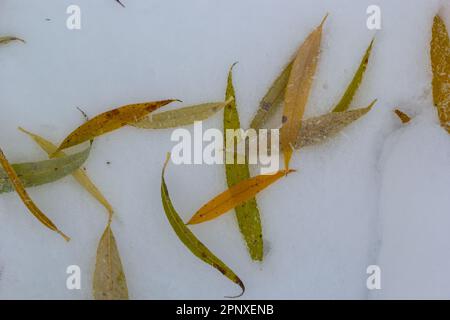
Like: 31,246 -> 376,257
161,154 -> 244,298
332,39 -> 374,112
93,224 -> 129,300
0,146 -> 91,194
281,15 -> 327,168
56,99 -> 177,152
431,15 -> 450,133
394,109 -> 411,124
224,65 -> 263,261
0,148 -> 70,241
0,36 -> 25,45
19,127 -> 113,219
132,99 -> 232,129
188,169 -> 295,225
250,60 -> 294,130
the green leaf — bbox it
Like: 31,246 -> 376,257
224,64 -> 263,261
161,154 -> 245,298
0,146 -> 91,193
249,60 -> 293,130
332,39 -> 374,112
132,100 -> 232,129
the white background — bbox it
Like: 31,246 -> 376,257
0,0 -> 449,299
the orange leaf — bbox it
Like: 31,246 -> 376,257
55,99 -> 178,152
281,15 -> 327,169
187,170 -> 295,225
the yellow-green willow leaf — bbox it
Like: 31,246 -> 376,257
0,148 -> 69,241
19,127 -> 113,219
55,99 -> 178,152
394,109 -> 411,124
0,36 -> 25,45
250,60 -> 294,130
224,64 -> 263,261
281,15 -> 327,169
132,99 -> 232,129
431,15 -> 450,134
161,154 -> 244,298
332,39 -> 374,112
0,146 -> 91,194
294,100 -> 376,149
93,224 -> 129,300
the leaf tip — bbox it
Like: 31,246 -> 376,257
57,230 -> 71,242
320,13 -> 329,28
225,280 -> 246,299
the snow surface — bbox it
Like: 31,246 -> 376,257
0,0 -> 449,299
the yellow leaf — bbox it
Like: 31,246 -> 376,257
132,99 -> 232,129
93,224 -> 129,300
431,15 -> 450,133
281,15 -> 327,169
19,127 -> 114,220
0,147 -> 69,241
0,36 -> 25,45
55,99 -> 178,152
187,170 -> 295,225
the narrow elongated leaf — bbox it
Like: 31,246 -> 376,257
19,127 -> 113,219
431,15 -> 450,133
0,146 -> 91,194
132,99 -> 232,129
394,109 -> 411,124
224,65 -> 263,261
93,224 -> 129,300
231,103 -> 375,160
0,148 -> 70,241
188,169 -> 295,225
294,100 -> 376,149
0,36 -> 25,45
281,16 -> 327,168
161,154 -> 244,298
332,39 -> 374,112
56,99 -> 178,152
250,60 -> 294,130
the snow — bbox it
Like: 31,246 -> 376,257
0,0 -> 449,299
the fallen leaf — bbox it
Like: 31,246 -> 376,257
394,109 -> 411,124
431,15 -> 450,133
294,100 -> 376,149
132,99 -> 232,129
281,15 -> 327,169
0,36 -> 25,45
55,99 -> 178,152
188,169 -> 295,225
250,60 -> 294,130
224,64 -> 263,261
0,147 -> 70,241
161,154 -> 244,298
332,39 -> 375,112
19,127 -> 113,219
0,145 -> 91,194
93,224 -> 129,300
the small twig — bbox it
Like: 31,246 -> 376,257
116,0 -> 125,8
